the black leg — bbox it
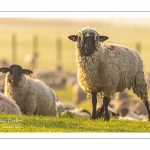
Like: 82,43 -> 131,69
91,92 -> 97,120
144,100 -> 150,121
103,96 -> 111,121
96,105 -> 104,118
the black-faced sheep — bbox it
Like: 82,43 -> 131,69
68,26 -> 150,121
0,64 -> 57,116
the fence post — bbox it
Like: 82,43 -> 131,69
12,33 -> 17,63
136,42 -> 141,54
56,37 -> 62,66
31,35 -> 38,70
33,34 -> 38,53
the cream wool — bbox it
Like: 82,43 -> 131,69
77,43 -> 147,100
68,26 -> 150,121
0,93 -> 22,114
4,73 -> 57,116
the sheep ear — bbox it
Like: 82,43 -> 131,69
99,36 -> 109,42
22,69 -> 33,75
0,67 -> 10,73
68,35 -> 78,42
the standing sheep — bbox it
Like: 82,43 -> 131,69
68,26 -> 150,121
0,64 -> 57,116
0,93 -> 22,114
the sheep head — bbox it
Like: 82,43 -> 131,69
68,27 -> 108,56
0,64 -> 33,85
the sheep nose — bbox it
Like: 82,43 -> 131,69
85,44 -> 91,49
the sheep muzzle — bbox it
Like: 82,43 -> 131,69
82,36 -> 95,55
9,65 -> 23,85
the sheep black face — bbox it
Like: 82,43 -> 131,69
0,64 -> 33,85
68,31 -> 109,56
82,35 -> 95,55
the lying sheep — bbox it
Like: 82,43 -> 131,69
56,100 -> 76,111
0,93 -> 22,114
0,64 -> 57,116
68,26 -> 150,121
114,91 -> 149,116
119,108 -> 147,121
56,100 -> 91,117
72,82 -> 87,105
60,108 -> 91,117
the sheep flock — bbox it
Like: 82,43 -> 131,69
0,26 -> 149,123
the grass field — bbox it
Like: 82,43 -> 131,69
0,113 -> 150,132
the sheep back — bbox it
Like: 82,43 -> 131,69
0,93 -> 22,114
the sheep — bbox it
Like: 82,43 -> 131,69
32,67 -> 75,89
68,26 -> 150,121
119,108 -> 147,121
0,93 -> 22,114
60,108 -> 91,117
0,64 -> 57,116
56,100 -> 76,111
23,51 -> 38,70
72,82 -> 87,105
114,91 -> 149,116
0,59 -> 10,93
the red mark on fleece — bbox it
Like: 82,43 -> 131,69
104,44 -> 120,57
105,45 -> 115,51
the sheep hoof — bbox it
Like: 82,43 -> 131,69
148,116 -> 150,121
104,114 -> 110,121
104,118 -> 110,121
90,116 -> 97,120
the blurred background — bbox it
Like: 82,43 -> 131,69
0,17 -> 150,119
0,18 -> 150,71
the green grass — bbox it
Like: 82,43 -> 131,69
0,113 -> 150,132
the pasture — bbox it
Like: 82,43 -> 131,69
0,18 -> 150,132
0,113 -> 150,132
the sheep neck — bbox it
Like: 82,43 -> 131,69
75,43 -> 106,94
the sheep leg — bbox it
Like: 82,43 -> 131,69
132,72 -> 150,121
103,96 -> 111,121
91,92 -> 97,120
96,105 -> 104,118
143,100 -> 150,121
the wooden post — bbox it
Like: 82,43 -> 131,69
12,33 -> 17,63
31,35 -> 38,70
56,37 -> 62,66
136,42 -> 141,54
33,35 -> 38,53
